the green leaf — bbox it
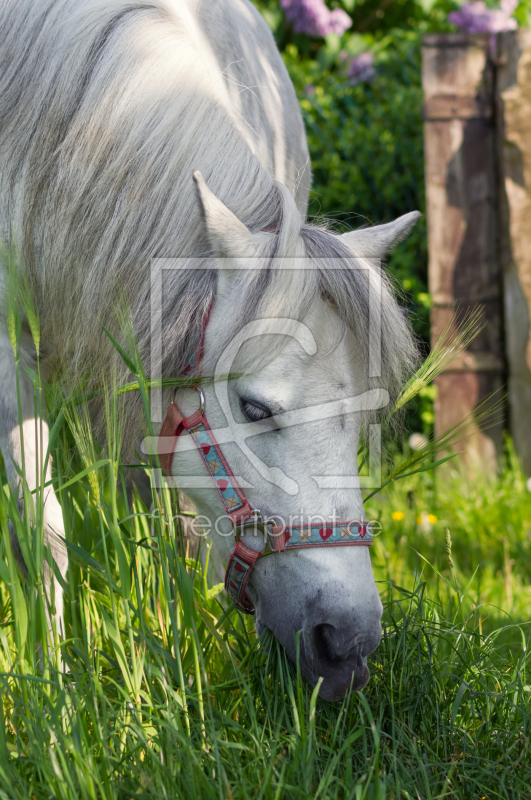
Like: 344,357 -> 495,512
44,410 -> 65,464
100,323 -> 138,375
82,503 -> 93,555
54,459 -> 109,493
60,537 -> 105,573
451,681 -> 469,727
14,583 -> 28,650
175,557 -> 195,629
364,454 -> 457,501
21,364 -> 41,388
101,609 -> 136,694
392,453 -> 458,479
0,560 -> 12,586
104,508 -> 131,600
14,305 -> 21,361
206,583 -> 224,601
197,607 -> 231,657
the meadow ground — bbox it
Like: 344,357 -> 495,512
0,391 -> 530,800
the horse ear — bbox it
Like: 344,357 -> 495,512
193,171 -> 257,260
340,211 -> 421,258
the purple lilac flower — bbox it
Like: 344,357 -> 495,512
280,0 -> 351,38
347,51 -> 375,85
448,1 -> 517,34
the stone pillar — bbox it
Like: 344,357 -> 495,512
496,30 -> 531,474
422,34 -> 505,466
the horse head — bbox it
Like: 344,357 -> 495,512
165,173 -> 419,701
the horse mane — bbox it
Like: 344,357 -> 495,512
0,0 -> 416,451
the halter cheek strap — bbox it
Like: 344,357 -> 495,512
158,302 -> 373,614
158,398 -> 253,524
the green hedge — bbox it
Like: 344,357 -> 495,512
285,35 -> 428,338
284,35 -> 433,427
253,1 -> 531,432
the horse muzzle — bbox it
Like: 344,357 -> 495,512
250,548 -> 383,701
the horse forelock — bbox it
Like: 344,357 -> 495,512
199,183 -> 417,424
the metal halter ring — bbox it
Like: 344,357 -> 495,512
234,509 -> 268,543
196,386 -> 205,415
173,384 -> 205,415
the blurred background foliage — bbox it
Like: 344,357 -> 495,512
250,0 -> 531,433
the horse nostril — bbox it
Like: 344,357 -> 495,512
312,623 -> 349,665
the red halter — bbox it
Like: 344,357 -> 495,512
157,304 -> 372,613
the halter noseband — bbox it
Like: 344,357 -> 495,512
157,304 -> 373,613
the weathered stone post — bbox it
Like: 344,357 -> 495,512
422,33 -> 505,466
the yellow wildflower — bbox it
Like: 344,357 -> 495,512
392,511 -> 405,521
416,512 -> 438,526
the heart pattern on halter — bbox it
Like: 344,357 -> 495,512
284,522 -> 372,550
184,416 -> 247,514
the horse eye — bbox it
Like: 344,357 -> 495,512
240,397 -> 272,423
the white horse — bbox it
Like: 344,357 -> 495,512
0,0 -> 418,700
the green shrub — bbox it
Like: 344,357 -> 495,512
253,1 -> 531,433
284,34 -> 433,429
285,35 -> 429,344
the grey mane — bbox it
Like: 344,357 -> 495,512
0,0 -> 415,450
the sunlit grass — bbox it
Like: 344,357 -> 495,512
0,279 -> 529,798
0,382 -> 527,799
367,439 -> 531,628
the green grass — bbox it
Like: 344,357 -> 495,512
0,342 -> 530,800
367,440 -> 531,632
